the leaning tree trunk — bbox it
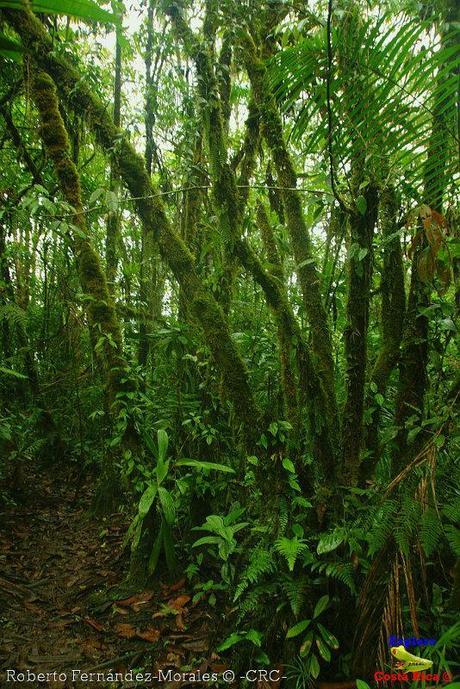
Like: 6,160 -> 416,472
30,69 -> 131,415
4,5 -> 260,449
241,32 -> 338,431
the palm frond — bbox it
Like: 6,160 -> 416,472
269,13 -> 459,207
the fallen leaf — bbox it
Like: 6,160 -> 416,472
114,623 -> 136,638
166,650 -> 183,663
84,617 -> 104,632
136,628 -> 160,643
169,595 -> 191,610
175,613 -> 186,631
170,577 -> 186,591
113,605 -> 129,615
181,639 -> 208,652
116,591 -> 153,608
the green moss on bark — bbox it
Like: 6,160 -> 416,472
4,5 -> 260,446
241,34 -> 338,437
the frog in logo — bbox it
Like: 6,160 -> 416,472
390,645 -> 433,672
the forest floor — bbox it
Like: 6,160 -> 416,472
0,466 -> 230,689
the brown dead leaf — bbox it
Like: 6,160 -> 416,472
49,616 -> 76,629
24,602 -> 44,616
181,639 -> 208,652
113,605 -> 129,615
136,628 -> 160,643
114,623 -> 136,638
116,591 -> 153,608
84,617 -> 104,632
78,638 -> 107,658
166,650 -> 184,663
161,577 -> 186,597
211,663 -> 230,672
175,613 -> 186,631
169,595 -> 191,610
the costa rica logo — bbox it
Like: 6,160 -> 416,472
390,645 -> 433,672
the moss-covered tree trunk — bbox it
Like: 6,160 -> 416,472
105,0 -> 123,293
5,5 -> 260,448
241,33 -> 339,447
363,186 -> 405,480
138,0 -> 163,367
341,188 -> 378,486
30,68 -> 131,412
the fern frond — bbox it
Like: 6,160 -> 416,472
311,561 -> 356,593
0,304 -> 28,331
275,537 -> 309,571
280,574 -> 309,616
234,547 -> 275,601
420,507 -> 443,557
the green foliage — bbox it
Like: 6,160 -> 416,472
0,0 -> 116,61
270,12 -> 460,206
274,536 -> 309,571
125,430 -> 234,574
1,0 -> 459,675
285,595 -> 338,679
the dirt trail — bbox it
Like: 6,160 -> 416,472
0,470 -> 218,688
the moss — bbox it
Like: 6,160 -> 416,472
242,34 -> 338,429
341,187 -> 378,486
30,66 -> 133,424
362,187 -> 406,480
7,4 -> 263,448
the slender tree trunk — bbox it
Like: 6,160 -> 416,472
341,189 -> 378,486
106,0 -> 123,292
5,6 -> 260,447
241,32 -> 339,441
256,202 -> 300,438
139,0 -> 162,366
362,186 -> 405,480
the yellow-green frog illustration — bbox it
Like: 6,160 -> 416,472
390,645 -> 433,672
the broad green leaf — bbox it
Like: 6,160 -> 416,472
356,681 -> 371,689
317,623 -> 339,649
286,619 -> 311,638
138,483 -> 157,519
192,535 -> 222,548
300,631 -> 314,657
316,637 -> 331,661
309,654 -> 320,679
313,594 -> 330,619
158,486 -> 175,524
157,428 -> 169,464
282,457 -> 296,473
217,633 -> 243,651
156,458 -> 170,485
245,629 -> 263,647
356,195 -> 367,215
176,458 -> 234,473
0,0 -> 115,23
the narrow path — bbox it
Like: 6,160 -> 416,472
0,470 -> 218,688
